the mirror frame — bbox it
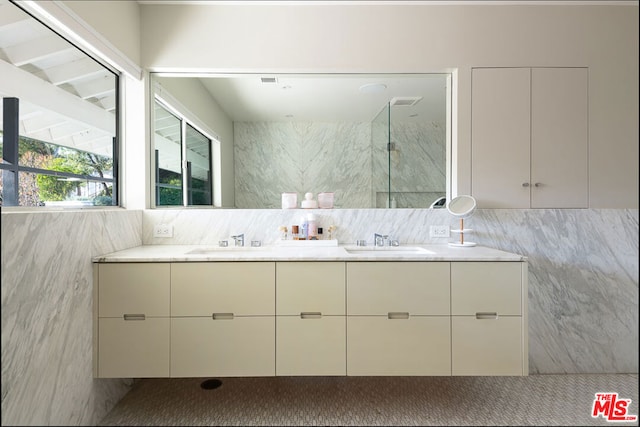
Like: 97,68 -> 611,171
149,72 -> 453,209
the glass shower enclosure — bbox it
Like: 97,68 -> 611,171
370,97 -> 447,209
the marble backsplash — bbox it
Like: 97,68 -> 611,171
1,209 -> 142,426
143,207 -> 639,375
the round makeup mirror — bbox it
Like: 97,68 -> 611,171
446,195 -> 477,247
447,195 -> 476,217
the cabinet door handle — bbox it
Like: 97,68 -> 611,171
534,182 -> 542,187
476,312 -> 498,320
388,312 -> 410,319
522,182 -> 530,187
300,312 -> 322,319
123,314 -> 145,321
212,313 -> 234,320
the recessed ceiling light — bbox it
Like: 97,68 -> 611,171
359,83 -> 387,94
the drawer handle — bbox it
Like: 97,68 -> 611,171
212,313 -> 234,320
476,312 -> 498,320
300,312 -> 322,319
388,312 -> 410,320
123,314 -> 145,321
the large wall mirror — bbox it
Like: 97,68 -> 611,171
151,73 -> 451,209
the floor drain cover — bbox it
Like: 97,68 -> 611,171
200,379 -> 222,390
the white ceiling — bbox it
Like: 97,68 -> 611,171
196,73 -> 448,123
0,0 -> 116,156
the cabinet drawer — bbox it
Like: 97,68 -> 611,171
171,316 -> 275,377
347,316 -> 450,376
98,263 -> 170,317
451,262 -> 522,315
276,262 -> 345,315
347,262 -> 450,315
98,317 -> 169,378
276,315 -> 346,376
452,315 -> 524,376
171,262 -> 275,316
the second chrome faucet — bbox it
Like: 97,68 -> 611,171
231,233 -> 245,247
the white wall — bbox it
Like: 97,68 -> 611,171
61,0 -> 141,69
140,3 -> 639,208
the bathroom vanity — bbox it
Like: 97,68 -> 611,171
93,245 -> 528,378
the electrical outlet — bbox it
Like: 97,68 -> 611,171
153,224 -> 173,238
430,225 -> 450,238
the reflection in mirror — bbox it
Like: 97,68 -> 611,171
151,73 -> 450,209
153,98 -> 214,207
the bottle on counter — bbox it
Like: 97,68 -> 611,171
300,215 -> 308,240
307,213 -> 318,240
292,225 -> 300,240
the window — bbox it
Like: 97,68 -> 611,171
154,98 -> 213,207
0,0 -> 118,207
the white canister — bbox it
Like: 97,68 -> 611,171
281,192 -> 297,209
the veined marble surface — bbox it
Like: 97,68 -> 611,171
235,122 -> 372,208
1,209 -> 142,426
93,243 -> 525,262
234,121 -> 446,209
142,208 -> 638,375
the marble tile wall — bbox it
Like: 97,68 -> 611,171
143,207 -> 639,374
234,121 -> 446,209
234,122 -> 372,208
1,209 -> 142,426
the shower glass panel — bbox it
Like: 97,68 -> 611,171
389,101 -> 446,208
371,102 -> 391,208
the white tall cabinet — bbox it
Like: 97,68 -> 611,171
471,67 -> 588,208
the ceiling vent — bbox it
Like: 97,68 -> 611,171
390,96 -> 423,106
261,77 -> 278,84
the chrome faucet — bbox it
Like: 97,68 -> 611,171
231,233 -> 245,247
374,233 -> 389,247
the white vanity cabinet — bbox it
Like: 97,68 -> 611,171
471,67 -> 588,208
451,262 -> 528,376
94,253 -> 528,378
170,262 -> 276,377
275,262 -> 346,376
346,262 -> 451,376
96,263 -> 170,378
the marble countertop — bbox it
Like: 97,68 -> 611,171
93,243 -> 526,262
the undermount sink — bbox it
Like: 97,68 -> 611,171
186,246 -> 269,255
344,246 -> 435,255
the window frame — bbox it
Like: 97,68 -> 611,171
0,1 -> 120,209
152,95 -> 216,208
